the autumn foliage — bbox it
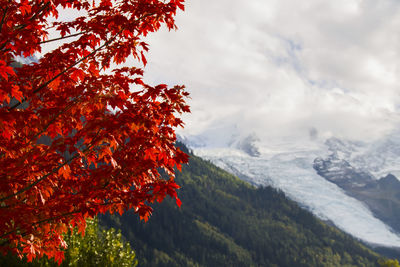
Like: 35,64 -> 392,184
0,0 -> 188,263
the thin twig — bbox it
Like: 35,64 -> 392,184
39,31 -> 86,44
0,7 -> 9,32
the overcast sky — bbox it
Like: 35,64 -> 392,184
142,0 -> 400,143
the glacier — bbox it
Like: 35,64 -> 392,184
183,131 -> 400,248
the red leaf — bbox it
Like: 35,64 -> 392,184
19,3 -> 32,15
0,64 -> 15,81
58,165 -> 71,179
175,197 -> 182,208
54,251 -> 65,265
11,85 -> 23,102
141,51 -> 147,66
70,69 -> 85,82
88,63 -> 99,77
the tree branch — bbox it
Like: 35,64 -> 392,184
39,31 -> 87,44
0,7 -> 8,32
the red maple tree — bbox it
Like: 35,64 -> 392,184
0,0 -> 188,263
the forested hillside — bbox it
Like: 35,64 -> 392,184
102,144 -> 381,267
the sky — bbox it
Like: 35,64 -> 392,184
143,0 -> 400,143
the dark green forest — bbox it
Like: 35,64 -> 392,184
101,144 -> 382,267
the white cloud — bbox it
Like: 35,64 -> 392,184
142,0 -> 400,142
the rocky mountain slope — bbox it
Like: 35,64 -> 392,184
314,145 -> 400,235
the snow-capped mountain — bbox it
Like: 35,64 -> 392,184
314,144 -> 400,237
182,126 -> 400,248
324,134 -> 400,179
